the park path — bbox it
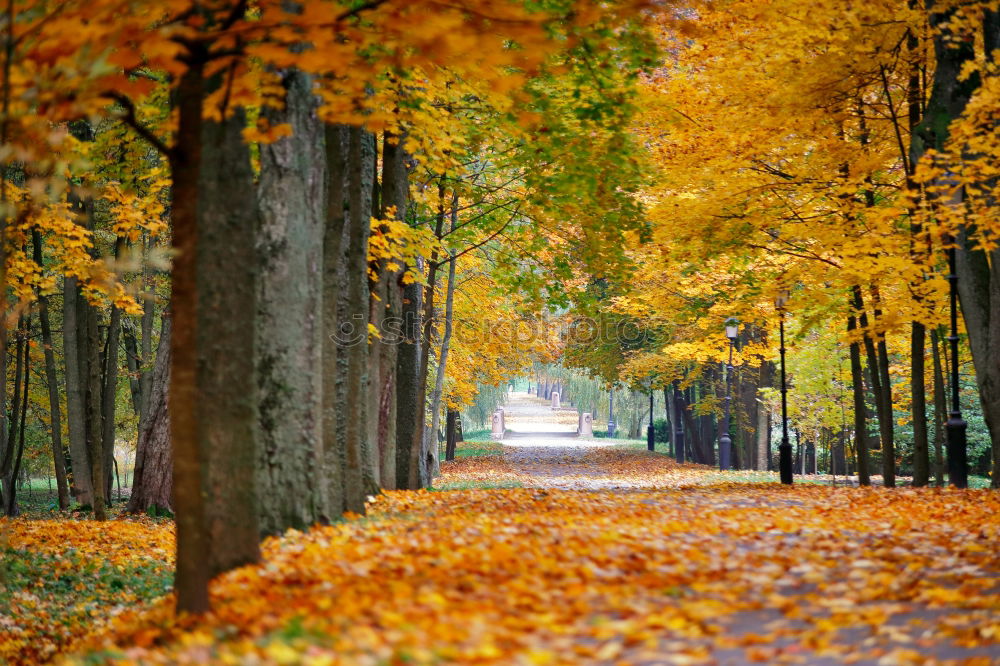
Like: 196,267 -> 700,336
499,391 -> 643,490
453,392 -> 1000,665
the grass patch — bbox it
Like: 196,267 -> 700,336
429,479 -> 523,491
0,545 -> 172,664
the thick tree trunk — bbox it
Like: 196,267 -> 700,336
84,299 -> 106,520
914,3 -> 1000,487
34,231 -> 69,509
376,132 -> 409,489
255,68 -> 326,534
396,272 -> 423,490
342,127 -> 377,512
127,316 -> 172,514
63,277 -> 91,505
169,59 -> 261,613
322,123 -> 349,517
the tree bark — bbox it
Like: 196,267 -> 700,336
427,192 -> 459,478
914,2 -> 1000,487
84,297 -> 106,520
930,327 -> 947,486
33,230 -> 69,509
255,67 -> 326,534
910,321 -> 930,485
169,58 -> 261,613
62,278 -> 91,505
127,316 -> 172,514
322,123 -> 349,518
396,270 -> 423,490
848,302 -> 871,486
342,126 -> 377,511
102,240 -> 124,501
376,131 -> 409,489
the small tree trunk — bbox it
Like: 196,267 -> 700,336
910,321 -> 930,485
445,409 -> 459,461
84,299 -> 106,520
102,240 -> 124,501
930,327 -> 947,486
34,231 -> 69,509
127,316 -> 172,514
848,301 -> 871,486
426,192 -> 459,479
63,277 -> 91,505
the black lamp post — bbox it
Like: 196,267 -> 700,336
608,387 -> 616,438
776,290 -> 793,485
647,378 -> 655,452
945,239 -> 968,488
673,380 -> 685,464
719,319 -> 739,470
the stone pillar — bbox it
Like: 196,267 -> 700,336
551,391 -> 560,409
578,412 -> 593,437
491,410 -> 505,440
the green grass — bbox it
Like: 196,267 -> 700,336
459,428 -> 497,443
429,480 -> 523,491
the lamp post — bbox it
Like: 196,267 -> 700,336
673,379 -> 685,464
775,290 -> 793,484
719,319 -> 739,470
647,378 -> 655,452
945,238 -> 968,488
608,387 -> 616,438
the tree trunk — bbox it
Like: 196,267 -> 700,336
855,287 -> 891,484
871,288 -> 895,487
139,258 -> 156,421
127,316 -> 172,514
322,123 -> 349,517
34,230 -> 69,509
848,302 -> 871,486
342,126 -> 377,512
124,323 -> 143,416
375,132 -> 409,490
102,240 -> 123,501
914,3 -> 1000,487
930,327 -> 947,486
396,272 -> 423,490
84,298 -> 106,520
910,321 -> 930,485
255,67 -> 326,534
63,277 -> 91,505
169,59 -> 261,614
445,409 -> 458,461
1,316 -> 26,515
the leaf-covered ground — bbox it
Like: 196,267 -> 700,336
2,395 -> 998,665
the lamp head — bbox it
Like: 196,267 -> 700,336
774,289 -> 790,310
725,317 -> 739,341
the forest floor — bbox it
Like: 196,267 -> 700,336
2,393 -> 999,665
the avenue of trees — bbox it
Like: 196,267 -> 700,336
1,0 -> 997,617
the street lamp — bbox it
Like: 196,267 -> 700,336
719,318 -> 739,470
673,379 -> 685,464
647,377 -> 655,452
945,238 -> 968,487
775,290 -> 793,484
608,386 -> 616,438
